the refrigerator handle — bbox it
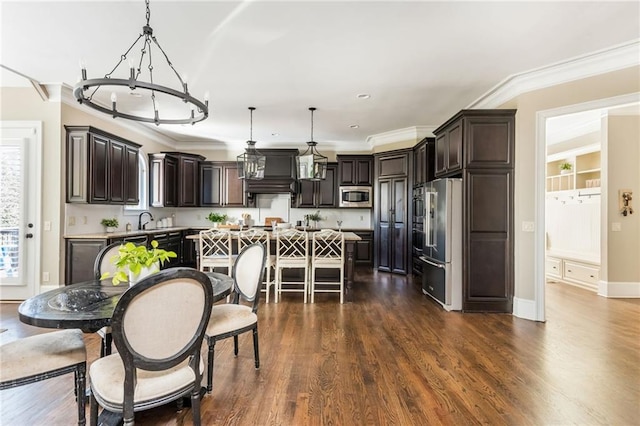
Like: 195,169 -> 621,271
425,190 -> 436,248
419,256 -> 445,269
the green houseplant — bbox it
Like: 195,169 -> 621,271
207,212 -> 227,227
559,162 -> 572,174
102,240 -> 177,285
306,211 -> 323,228
100,218 -> 119,233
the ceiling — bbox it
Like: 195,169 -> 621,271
1,1 -> 639,151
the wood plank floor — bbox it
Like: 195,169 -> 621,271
1,270 -> 639,425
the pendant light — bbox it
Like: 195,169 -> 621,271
296,107 -> 328,181
237,107 -> 266,180
73,0 -> 208,125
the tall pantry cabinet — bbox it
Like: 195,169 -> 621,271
434,109 -> 516,313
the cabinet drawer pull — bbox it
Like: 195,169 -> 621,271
590,275 -> 594,278
567,269 -> 572,272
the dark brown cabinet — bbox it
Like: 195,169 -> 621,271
64,234 -> 148,284
413,137 -> 434,187
433,109 -> 516,312
200,161 -> 246,207
65,126 -> 140,205
353,231 -> 373,265
337,155 -> 373,186
152,231 -> 182,269
374,149 -> 411,274
296,163 -> 338,208
434,118 -> 463,177
150,152 -> 204,207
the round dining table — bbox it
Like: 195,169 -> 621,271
18,271 -> 233,333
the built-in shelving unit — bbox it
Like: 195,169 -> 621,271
546,145 -> 601,193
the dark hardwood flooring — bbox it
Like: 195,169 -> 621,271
1,270 -> 639,425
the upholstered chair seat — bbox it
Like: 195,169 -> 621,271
0,329 -> 87,425
206,304 -> 258,337
90,356 -> 204,411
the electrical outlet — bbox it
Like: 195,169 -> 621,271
197,214 -> 201,220
359,215 -> 363,221
68,216 -> 76,226
522,221 -> 535,232
83,216 -> 88,225
43,272 -> 50,282
44,221 -> 51,231
612,222 -> 622,232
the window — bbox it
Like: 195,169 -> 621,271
124,150 -> 148,212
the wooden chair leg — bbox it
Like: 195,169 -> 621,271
252,326 -> 260,369
191,385 -> 202,426
207,339 -> 215,393
233,335 -> 239,356
90,388 -> 98,426
75,363 -> 87,426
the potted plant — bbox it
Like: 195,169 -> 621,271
559,162 -> 572,174
100,218 -> 119,233
101,240 -> 177,286
306,211 -> 323,229
207,212 -> 227,228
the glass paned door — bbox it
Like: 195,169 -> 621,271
0,122 -> 39,300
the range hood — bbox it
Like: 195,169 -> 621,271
245,149 -> 299,195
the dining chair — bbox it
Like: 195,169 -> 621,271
237,228 -> 275,303
93,242 -> 123,357
199,228 -> 235,275
204,243 -> 266,394
0,329 -> 87,425
274,228 -> 309,303
89,267 -> 213,426
310,229 -> 345,303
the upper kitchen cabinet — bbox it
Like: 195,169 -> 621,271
434,110 -> 515,177
65,126 -> 140,205
296,163 -> 338,208
413,137 -> 434,186
337,155 -> 373,186
200,161 -> 246,207
149,152 -> 204,207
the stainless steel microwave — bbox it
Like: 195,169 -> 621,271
339,186 -> 372,208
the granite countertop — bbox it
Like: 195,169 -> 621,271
65,226 -> 373,239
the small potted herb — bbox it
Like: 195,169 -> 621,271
101,240 -> 177,286
559,162 -> 572,174
100,218 -> 119,233
306,211 -> 323,228
206,212 -> 227,228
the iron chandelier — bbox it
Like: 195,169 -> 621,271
296,107 -> 328,181
73,0 -> 208,125
237,107 -> 266,180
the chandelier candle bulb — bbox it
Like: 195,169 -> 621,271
110,92 -> 117,103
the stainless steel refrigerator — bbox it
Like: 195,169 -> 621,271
420,178 -> 463,311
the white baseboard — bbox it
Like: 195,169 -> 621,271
513,297 -> 540,321
598,281 -> 640,298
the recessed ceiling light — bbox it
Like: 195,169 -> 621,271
271,132 -> 279,136
349,124 -> 359,129
356,94 -> 370,99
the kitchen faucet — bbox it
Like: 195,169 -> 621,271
138,211 -> 153,230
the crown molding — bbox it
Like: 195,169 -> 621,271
366,125 -> 436,148
468,39 -> 640,109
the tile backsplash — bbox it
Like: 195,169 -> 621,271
64,198 -> 372,235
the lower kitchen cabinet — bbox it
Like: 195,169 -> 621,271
65,234 -> 149,285
152,231 -> 183,269
65,239 -> 107,284
353,231 -> 373,265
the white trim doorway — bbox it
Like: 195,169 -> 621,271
0,121 -> 42,300
534,92 -> 640,322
